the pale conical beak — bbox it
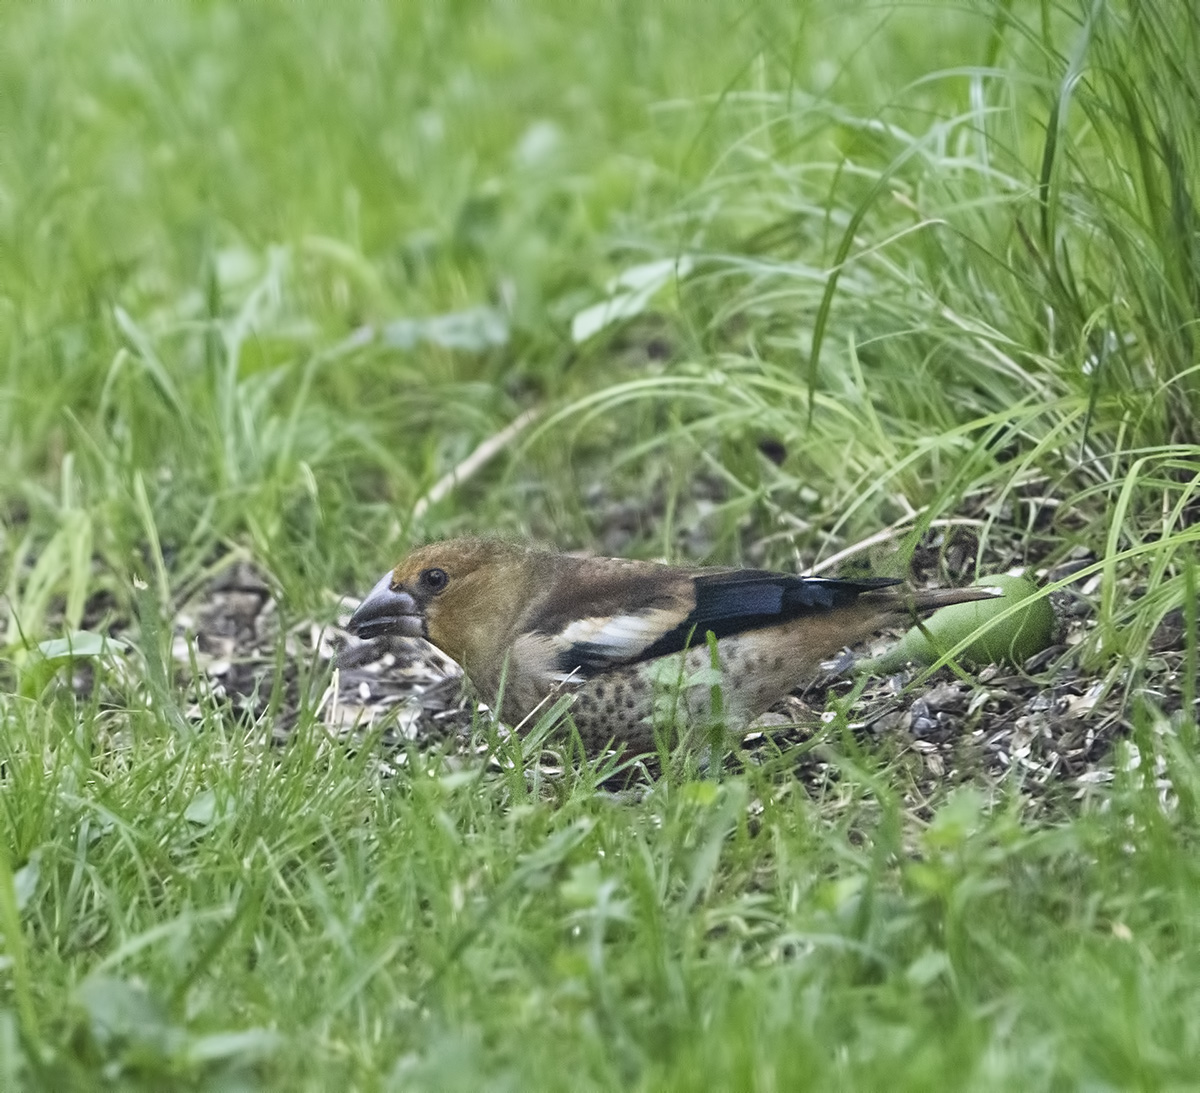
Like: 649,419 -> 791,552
346,572 -> 425,640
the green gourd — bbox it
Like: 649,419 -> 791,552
865,574 -> 1054,672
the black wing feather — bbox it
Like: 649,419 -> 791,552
632,571 -> 900,662
543,564 -> 901,677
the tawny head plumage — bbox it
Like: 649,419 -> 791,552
349,539 -> 547,680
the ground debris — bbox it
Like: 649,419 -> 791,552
166,557 -> 478,760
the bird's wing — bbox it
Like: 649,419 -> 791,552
518,564 -> 901,679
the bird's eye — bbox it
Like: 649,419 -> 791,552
420,567 -> 448,593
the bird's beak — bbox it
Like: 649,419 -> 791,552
346,572 -> 425,640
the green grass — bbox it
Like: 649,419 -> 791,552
2,0 -> 1198,1087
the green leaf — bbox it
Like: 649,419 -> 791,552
12,852 -> 39,913
184,790 -> 221,827
75,974 -> 180,1053
12,631 -> 130,699
570,257 -> 694,342
35,631 -> 129,662
184,1028 -> 282,1066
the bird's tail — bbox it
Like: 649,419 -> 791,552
878,585 -> 1005,615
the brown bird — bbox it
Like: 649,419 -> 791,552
346,538 -> 1000,754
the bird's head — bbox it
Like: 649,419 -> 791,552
346,538 -> 540,669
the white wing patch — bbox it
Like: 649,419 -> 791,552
513,607 -> 689,686
552,609 -> 681,662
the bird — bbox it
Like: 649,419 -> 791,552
345,538 -> 1001,754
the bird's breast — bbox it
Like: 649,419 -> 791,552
492,623 -> 824,752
